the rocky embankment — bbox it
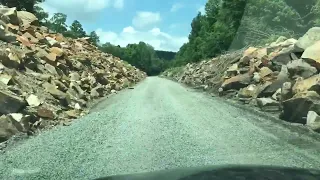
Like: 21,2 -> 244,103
163,27 -> 320,133
0,6 -> 146,143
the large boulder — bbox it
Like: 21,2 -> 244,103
0,115 -> 19,142
0,24 -> 16,43
42,82 -> 67,100
0,7 -> 20,25
301,41 -> 320,69
239,47 -> 258,65
17,11 -> 38,26
287,59 -> 317,79
292,74 -> 320,95
257,98 -> 280,112
259,65 -> 290,97
295,27 -> 320,52
8,113 -> 30,132
221,73 -> 251,91
238,84 -> 258,98
307,111 -> 320,132
282,91 -> 320,124
0,90 -> 26,114
259,67 -> 273,79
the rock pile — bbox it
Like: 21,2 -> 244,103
0,6 -> 146,142
163,27 -> 320,133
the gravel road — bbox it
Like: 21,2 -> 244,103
1,77 -> 320,179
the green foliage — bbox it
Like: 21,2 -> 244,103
34,5 -> 48,25
155,50 -> 176,61
48,13 -> 68,33
88,31 -> 100,46
0,0 -> 44,13
99,42 -> 171,75
64,20 -> 86,38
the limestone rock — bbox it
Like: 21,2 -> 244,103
221,73 -> 251,91
8,113 -> 29,132
295,27 -> 320,51
45,63 -> 58,75
65,110 -> 80,118
240,47 -> 258,65
46,37 -> 60,47
42,82 -> 67,100
287,59 -> 317,79
37,107 -> 54,119
238,84 -> 258,98
0,73 -> 12,85
259,67 -> 273,78
257,98 -> 280,112
0,25 -> 16,43
292,74 -> 320,95
44,53 -> 57,63
0,7 -> 19,25
0,90 -> 26,114
26,94 -> 41,107
307,111 -> 320,132
17,11 -> 38,26
70,72 -> 80,82
50,47 -> 64,57
281,82 -> 293,102
0,115 -> 19,142
282,91 -> 320,124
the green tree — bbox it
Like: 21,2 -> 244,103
34,5 -> 48,25
49,13 -> 68,33
88,31 -> 100,45
0,0 -> 44,13
67,20 -> 86,38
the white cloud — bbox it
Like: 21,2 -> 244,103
198,5 -> 205,14
123,26 -> 136,33
96,26 -> 187,51
113,0 -> 124,9
170,3 -> 184,12
132,11 -> 161,29
40,0 -> 124,22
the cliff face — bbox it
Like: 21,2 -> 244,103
0,6 -> 146,142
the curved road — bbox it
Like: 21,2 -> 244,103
1,77 -> 320,179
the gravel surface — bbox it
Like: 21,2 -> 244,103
1,77 -> 320,179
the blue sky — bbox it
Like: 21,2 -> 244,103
40,0 -> 207,51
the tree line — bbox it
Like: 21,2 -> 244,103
99,42 -> 176,76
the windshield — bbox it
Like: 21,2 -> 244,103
1,0 -> 320,179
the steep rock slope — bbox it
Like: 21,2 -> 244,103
0,6 -> 146,142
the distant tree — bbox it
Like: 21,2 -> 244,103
49,13 -> 68,33
34,5 -> 48,25
88,31 -> 100,45
68,20 -> 86,38
0,0 -> 44,13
